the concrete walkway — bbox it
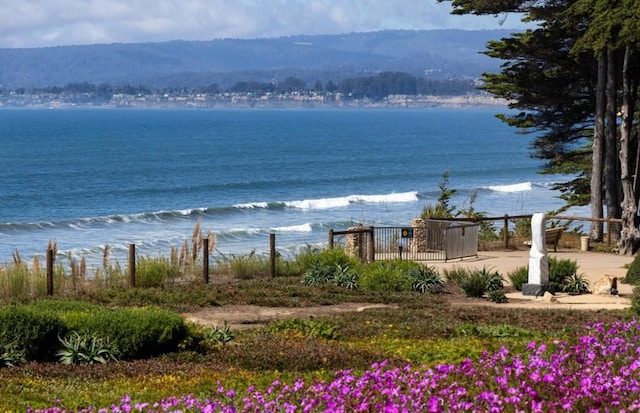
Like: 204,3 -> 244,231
429,249 -> 636,310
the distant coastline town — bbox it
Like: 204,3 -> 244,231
0,90 -> 506,110
0,72 -> 507,109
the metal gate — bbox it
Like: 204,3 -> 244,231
330,220 -> 479,262
373,220 -> 478,261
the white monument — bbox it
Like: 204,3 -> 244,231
522,213 -> 550,296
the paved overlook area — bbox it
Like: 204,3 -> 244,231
430,249 -> 634,311
183,249 -> 636,330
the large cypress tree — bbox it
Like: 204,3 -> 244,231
439,0 -> 640,254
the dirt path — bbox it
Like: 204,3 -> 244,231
183,303 -> 398,330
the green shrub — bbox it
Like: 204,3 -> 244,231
447,266 -> 503,298
292,244 -> 323,271
182,322 -> 235,353
487,289 -> 508,303
480,266 -> 504,292
0,306 -> 67,361
631,287 -> 640,315
407,265 -> 443,294
29,300 -> 188,360
443,266 -> 473,286
508,266 -> 529,291
302,248 -> 361,287
459,270 -> 489,298
625,255 -> 640,285
136,255 -> 181,287
314,248 -> 361,270
275,256 -> 305,277
359,260 -> 418,292
69,307 -> 188,359
268,318 -> 339,340
548,257 -> 578,291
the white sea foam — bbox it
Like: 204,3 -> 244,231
486,182 -> 532,193
233,202 -> 269,209
273,223 -> 313,232
285,192 -> 419,210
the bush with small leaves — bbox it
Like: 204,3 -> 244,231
486,289 -> 508,303
508,266 -> 529,291
479,266 -> 504,292
359,260 -> 417,292
548,257 -> 578,291
314,248 -> 361,270
625,254 -> 640,285
0,306 -> 67,362
631,287 -> 640,315
182,322 -> 236,353
459,270 -> 489,298
268,318 -> 339,340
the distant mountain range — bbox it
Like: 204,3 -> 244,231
0,29 -> 516,89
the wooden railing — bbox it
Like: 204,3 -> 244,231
438,214 -> 622,249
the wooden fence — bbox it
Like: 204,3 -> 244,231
438,214 -> 623,249
42,235 -> 280,296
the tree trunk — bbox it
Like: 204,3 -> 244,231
617,46 -> 640,255
591,53 -> 606,241
605,49 -> 621,223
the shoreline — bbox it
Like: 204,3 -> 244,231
0,93 -> 509,110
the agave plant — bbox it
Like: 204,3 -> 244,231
0,342 -> 27,367
563,273 -> 590,294
409,266 -> 443,294
57,331 -> 120,365
302,262 -> 334,285
332,264 -> 360,289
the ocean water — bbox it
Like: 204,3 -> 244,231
0,108 -> 587,267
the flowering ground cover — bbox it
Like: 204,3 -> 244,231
29,319 -> 640,412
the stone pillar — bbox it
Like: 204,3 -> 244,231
522,213 -> 550,296
410,218 -> 426,253
344,224 -> 363,259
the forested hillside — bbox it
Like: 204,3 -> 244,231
0,29 -> 512,89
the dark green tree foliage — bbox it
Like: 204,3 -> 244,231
276,77 -> 307,93
481,9 -> 596,208
229,81 -> 275,94
439,0 -> 640,253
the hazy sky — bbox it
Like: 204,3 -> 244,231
0,1 -> 529,49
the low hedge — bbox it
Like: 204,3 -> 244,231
0,306 -> 68,361
0,299 -> 188,362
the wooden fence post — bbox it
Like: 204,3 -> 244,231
270,233 -> 276,279
128,244 -> 136,288
203,238 -> 209,284
607,217 -> 612,246
328,229 -> 334,249
46,248 -> 54,296
503,214 -> 509,249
